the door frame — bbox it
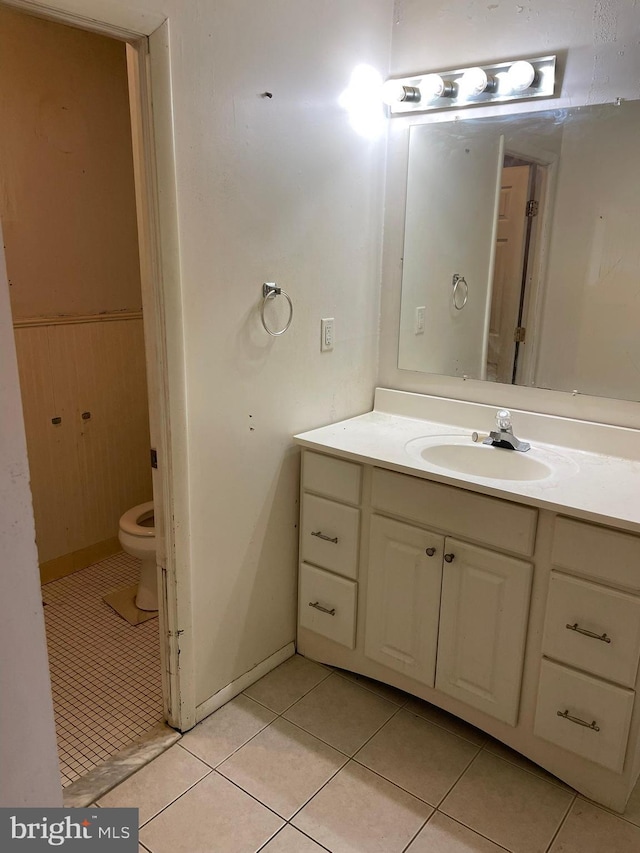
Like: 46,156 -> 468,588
1,0 -> 195,731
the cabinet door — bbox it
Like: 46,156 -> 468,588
364,515 -> 444,686
436,538 -> 532,725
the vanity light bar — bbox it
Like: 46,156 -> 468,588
383,55 -> 556,115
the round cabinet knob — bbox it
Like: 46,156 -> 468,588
444,553 -> 455,563
425,547 -> 436,557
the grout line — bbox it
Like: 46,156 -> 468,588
435,745 -> 484,809
400,808 -> 434,853
544,793 -> 576,852
331,668 -> 410,708
427,811 -> 513,853
137,769 -> 215,829
281,693 -> 405,762
256,822 -> 333,853
576,793 -> 640,830
402,703 -> 488,749
212,770 -> 290,823
242,667 -> 334,717
479,744 -> 575,793
177,712 -> 276,772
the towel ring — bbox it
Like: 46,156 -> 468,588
452,273 -> 468,311
261,283 -> 293,336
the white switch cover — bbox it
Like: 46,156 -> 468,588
415,306 -> 425,334
321,318 -> 334,352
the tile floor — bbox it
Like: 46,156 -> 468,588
96,654 -> 640,853
43,552 -> 163,787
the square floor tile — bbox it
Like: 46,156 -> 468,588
283,673 -> 397,755
139,771 -> 283,853
549,799 -> 640,852
243,655 -> 330,714
260,825 -> 327,852
441,751 -> 574,853
180,694 -> 275,768
293,760 -> 432,853
355,710 -> 479,805
404,697 -> 487,747
218,718 -> 346,819
97,745 -> 210,826
407,811 -> 507,852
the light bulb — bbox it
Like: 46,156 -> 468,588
459,67 -> 496,96
419,73 -> 455,101
507,60 -> 537,92
381,80 -> 420,106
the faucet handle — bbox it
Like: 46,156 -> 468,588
496,409 -> 512,430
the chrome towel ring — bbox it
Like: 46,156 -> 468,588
452,273 -> 468,310
261,282 -> 293,336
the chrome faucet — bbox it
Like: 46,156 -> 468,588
483,409 -> 530,452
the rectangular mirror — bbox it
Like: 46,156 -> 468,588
398,101 -> 640,402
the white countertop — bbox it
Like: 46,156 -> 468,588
294,390 -> 640,534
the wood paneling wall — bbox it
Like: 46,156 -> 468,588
14,314 -> 152,577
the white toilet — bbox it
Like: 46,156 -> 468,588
118,501 -> 158,611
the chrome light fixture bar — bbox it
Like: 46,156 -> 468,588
382,55 -> 556,115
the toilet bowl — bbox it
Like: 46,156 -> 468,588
118,501 -> 158,611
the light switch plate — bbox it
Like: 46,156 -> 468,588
321,318 -> 334,351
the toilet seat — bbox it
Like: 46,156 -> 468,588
119,501 -> 154,537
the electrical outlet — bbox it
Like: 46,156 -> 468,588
321,318 -> 334,351
415,306 -> 425,334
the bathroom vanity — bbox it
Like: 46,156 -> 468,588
294,389 -> 640,813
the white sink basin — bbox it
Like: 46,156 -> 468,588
405,434 -> 579,482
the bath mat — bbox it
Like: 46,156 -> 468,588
103,584 -> 158,625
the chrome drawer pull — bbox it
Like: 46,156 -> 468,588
566,623 -> 611,644
309,601 -> 336,616
311,531 -> 339,544
556,709 -> 600,732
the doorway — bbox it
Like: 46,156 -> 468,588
487,153 -> 548,386
0,0 -> 190,795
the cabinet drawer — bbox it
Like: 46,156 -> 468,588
552,517 -> 640,592
301,494 -> 360,579
302,451 -> 362,504
298,562 -> 357,649
371,468 -> 537,556
534,659 -> 634,773
543,573 -> 640,687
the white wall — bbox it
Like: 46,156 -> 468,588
379,0 -> 640,424
535,105 -> 640,400
0,0 -> 392,727
173,0 -> 392,706
0,238 -> 61,807
0,6 -> 142,318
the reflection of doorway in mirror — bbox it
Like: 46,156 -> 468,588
487,156 -> 543,384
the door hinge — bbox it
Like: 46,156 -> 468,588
150,448 -> 158,469
514,326 -> 526,343
526,199 -> 539,218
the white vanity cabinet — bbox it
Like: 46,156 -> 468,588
364,515 -> 443,687
295,446 -> 640,813
364,516 -> 533,725
297,452 -> 362,650
533,517 -> 640,774
299,452 -> 536,723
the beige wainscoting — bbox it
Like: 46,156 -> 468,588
14,313 -> 153,581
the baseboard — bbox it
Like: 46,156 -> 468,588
40,537 -> 121,585
194,642 -> 295,725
